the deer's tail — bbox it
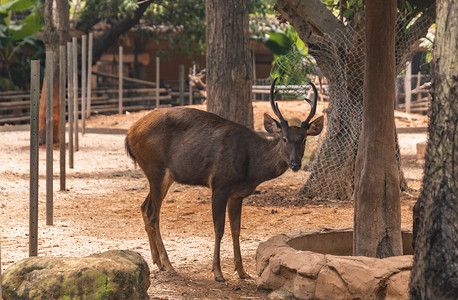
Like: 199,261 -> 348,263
125,134 -> 137,165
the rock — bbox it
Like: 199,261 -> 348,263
268,290 -> 295,299
2,250 -> 150,300
256,228 -> 413,300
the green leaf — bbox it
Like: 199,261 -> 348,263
268,31 -> 293,47
0,0 -> 35,13
405,1 -> 413,13
343,8 -> 354,18
9,12 -> 42,40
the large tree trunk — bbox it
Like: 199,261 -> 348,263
38,0 -> 70,145
206,0 -> 253,128
409,0 -> 458,297
353,0 -> 402,257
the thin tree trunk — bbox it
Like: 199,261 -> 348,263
206,0 -> 253,128
38,0 -> 69,145
409,0 -> 458,297
353,0 -> 402,257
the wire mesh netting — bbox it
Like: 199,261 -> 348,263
270,9 -> 433,201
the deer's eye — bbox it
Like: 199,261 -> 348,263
282,137 -> 288,144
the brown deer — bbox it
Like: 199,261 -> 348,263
188,68 -> 207,98
125,78 -> 324,282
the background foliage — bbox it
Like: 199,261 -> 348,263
0,0 -> 44,90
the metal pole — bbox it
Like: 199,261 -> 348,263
81,35 -> 87,134
45,51 -> 54,226
156,57 -> 160,108
72,37 -> 79,151
87,32 -> 93,117
29,60 -> 40,256
119,46 -> 123,114
179,65 -> 184,106
59,45 -> 66,191
67,42 -> 74,169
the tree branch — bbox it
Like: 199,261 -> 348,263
75,9 -> 99,33
90,0 -> 153,63
275,0 -> 346,38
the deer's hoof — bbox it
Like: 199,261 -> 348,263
238,272 -> 251,280
215,275 -> 226,282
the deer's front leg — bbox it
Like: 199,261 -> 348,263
228,196 -> 250,279
211,189 -> 229,282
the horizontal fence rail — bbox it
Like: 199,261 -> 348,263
0,85 -> 204,125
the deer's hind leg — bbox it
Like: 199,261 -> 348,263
141,168 -> 175,273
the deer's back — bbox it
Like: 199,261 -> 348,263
127,107 -> 265,187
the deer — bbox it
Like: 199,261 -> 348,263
125,78 -> 324,282
189,68 -> 207,98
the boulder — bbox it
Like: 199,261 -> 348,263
2,250 -> 150,300
256,228 -> 413,300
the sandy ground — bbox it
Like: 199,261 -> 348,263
0,101 -> 427,299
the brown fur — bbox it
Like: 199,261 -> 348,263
125,107 -> 323,281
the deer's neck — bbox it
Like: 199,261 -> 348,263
252,137 -> 288,182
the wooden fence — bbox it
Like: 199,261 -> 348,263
0,69 -> 431,126
0,82 -> 206,126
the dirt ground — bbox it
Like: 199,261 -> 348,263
0,101 -> 428,299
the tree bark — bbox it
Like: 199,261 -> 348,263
206,0 -> 253,128
353,0 -> 402,257
409,0 -> 458,297
38,0 -> 70,145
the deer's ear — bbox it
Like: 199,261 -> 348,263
264,113 -> 281,133
306,116 -> 324,136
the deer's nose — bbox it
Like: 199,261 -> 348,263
290,160 -> 301,171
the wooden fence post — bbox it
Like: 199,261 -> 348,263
189,66 -> 194,105
404,60 -> 411,114
87,32 -> 93,117
67,42 -> 74,169
29,60 -> 40,256
59,45 -> 66,191
45,51 -> 53,226
416,71 -> 422,101
81,35 -> 87,134
119,46 -> 123,114
0,232 -> 2,297
156,57 -> 160,108
179,65 -> 184,106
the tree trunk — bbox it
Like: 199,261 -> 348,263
206,0 -> 253,128
409,0 -> 458,297
353,0 -> 402,257
38,0 -> 69,145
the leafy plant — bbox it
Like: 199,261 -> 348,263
0,0 -> 44,90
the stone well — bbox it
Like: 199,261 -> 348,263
256,228 -> 413,300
